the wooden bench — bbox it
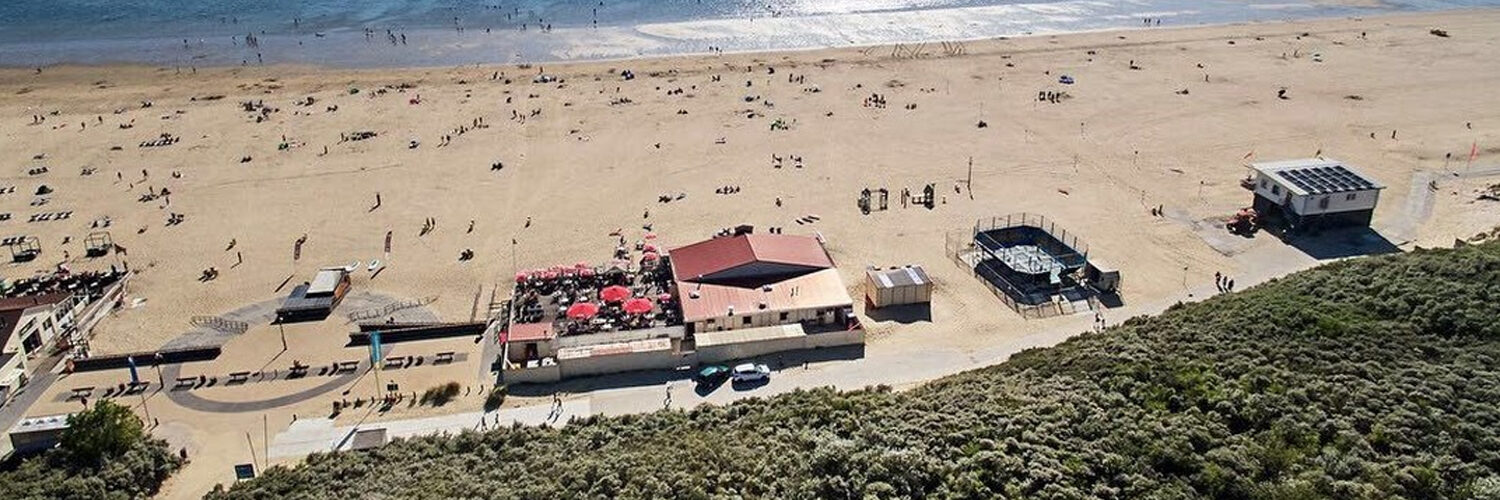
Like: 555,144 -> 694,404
227,371 -> 251,385
68,387 -> 94,400
333,361 -> 359,374
174,377 -> 197,390
433,352 -> 456,365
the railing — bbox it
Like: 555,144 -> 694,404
946,227 -> 1092,320
972,213 -> 1090,259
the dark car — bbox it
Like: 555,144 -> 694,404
695,365 -> 730,385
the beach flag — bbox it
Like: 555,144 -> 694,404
126,356 -> 139,385
369,331 -> 384,366
1471,140 -> 1480,166
1242,150 -> 1255,160
384,231 -> 393,253
293,240 -> 302,261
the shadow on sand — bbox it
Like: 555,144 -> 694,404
863,302 -> 932,324
1284,226 -> 1401,260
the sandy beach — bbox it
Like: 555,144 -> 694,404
2,8 -> 1499,497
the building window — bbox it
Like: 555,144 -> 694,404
779,312 -> 790,322
1271,185 -> 1280,195
706,319 -> 715,325
1259,179 -> 1268,189
742,316 -> 752,326
1346,193 -> 1357,201
1318,197 -> 1330,209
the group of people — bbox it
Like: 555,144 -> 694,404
1214,272 -> 1236,293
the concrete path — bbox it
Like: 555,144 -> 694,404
269,399 -> 591,458
0,353 -> 64,458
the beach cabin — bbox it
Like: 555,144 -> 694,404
865,265 -> 933,309
1249,158 -> 1384,233
275,268 -> 351,323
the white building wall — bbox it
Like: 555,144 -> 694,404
1254,173 -> 1380,216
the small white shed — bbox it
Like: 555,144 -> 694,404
865,266 -> 933,308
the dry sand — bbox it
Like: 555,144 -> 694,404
3,8 -> 1500,498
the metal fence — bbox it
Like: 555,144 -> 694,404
972,212 -> 1090,260
947,214 -> 1097,320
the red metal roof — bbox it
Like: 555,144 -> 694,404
0,292 -> 70,312
505,322 -> 555,343
668,234 -> 833,282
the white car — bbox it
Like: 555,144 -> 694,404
732,363 -> 771,382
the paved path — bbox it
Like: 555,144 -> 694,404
269,399 -> 591,458
0,353 -> 64,458
159,362 -> 364,414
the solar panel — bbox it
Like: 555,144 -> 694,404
1273,165 -> 1376,195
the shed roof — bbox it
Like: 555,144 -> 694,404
1252,158 -> 1384,196
10,413 -> 73,434
307,269 -> 347,296
694,323 -> 805,348
867,266 -> 931,289
668,234 -> 833,283
0,293 -> 71,312
555,337 -> 671,360
506,322 -> 556,343
677,268 -> 852,323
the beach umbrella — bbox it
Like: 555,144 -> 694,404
641,252 -> 660,262
642,244 -> 658,253
644,233 -> 657,240
566,302 -> 600,320
600,285 -> 631,303
578,268 -> 596,278
623,298 -> 654,315
657,293 -> 673,303
514,272 -> 529,283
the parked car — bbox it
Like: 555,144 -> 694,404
731,363 -> 771,382
695,365 -> 730,385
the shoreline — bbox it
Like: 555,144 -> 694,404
3,7 -> 1498,497
2,6 -> 1488,80
0,0 -> 1477,70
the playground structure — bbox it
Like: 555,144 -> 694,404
85,231 -> 113,257
9,236 -> 40,263
903,184 -> 936,209
947,214 -> 1116,319
858,188 -> 890,214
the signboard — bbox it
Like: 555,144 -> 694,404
234,463 -> 256,480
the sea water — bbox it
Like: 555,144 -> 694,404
0,0 -> 1493,67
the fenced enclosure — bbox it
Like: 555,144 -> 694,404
947,213 -> 1098,319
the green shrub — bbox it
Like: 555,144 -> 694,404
210,242 -> 1500,500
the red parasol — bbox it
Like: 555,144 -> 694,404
600,285 -> 631,303
642,244 -> 658,253
515,271 -> 529,283
623,298 -> 654,315
579,268 -> 596,277
566,302 -> 600,320
657,293 -> 673,302
641,252 -> 660,262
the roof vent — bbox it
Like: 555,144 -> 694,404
758,302 -> 768,310
762,285 -> 772,292
727,305 -> 735,315
688,290 -> 700,299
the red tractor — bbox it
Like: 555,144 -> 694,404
1226,208 -> 1259,235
